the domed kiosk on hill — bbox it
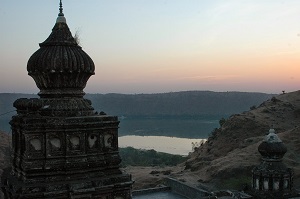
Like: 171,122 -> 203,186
1,1 -> 133,198
252,129 -> 294,198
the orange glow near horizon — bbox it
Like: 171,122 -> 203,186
1,1 -> 300,94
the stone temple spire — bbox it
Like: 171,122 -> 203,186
1,2 -> 133,198
27,0 -> 95,99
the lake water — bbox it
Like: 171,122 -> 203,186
118,116 -> 221,139
119,135 -> 206,156
117,116 -> 217,155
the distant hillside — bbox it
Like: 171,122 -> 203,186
86,91 -> 274,116
0,91 -> 274,135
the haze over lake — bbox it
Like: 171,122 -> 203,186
119,135 -> 204,156
118,115 -> 221,139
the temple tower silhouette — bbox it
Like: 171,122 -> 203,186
1,1 -> 133,198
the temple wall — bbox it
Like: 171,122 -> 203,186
165,177 -> 209,199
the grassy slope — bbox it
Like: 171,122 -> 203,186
181,90 -> 300,189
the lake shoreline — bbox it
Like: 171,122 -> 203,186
119,135 -> 206,156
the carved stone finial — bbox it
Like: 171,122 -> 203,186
56,0 -> 66,25
59,0 -> 64,16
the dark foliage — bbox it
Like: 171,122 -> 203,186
119,147 -> 187,167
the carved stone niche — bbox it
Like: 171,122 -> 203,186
26,135 -> 44,158
30,138 -> 42,151
87,133 -> 98,150
70,136 -> 80,150
67,133 -> 85,154
46,133 -> 63,157
103,132 -> 116,151
50,138 -> 61,150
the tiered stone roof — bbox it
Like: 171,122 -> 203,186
27,1 -> 95,98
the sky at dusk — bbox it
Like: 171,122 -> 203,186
1,0 -> 300,94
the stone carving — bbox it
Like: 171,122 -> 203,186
49,138 -> 61,150
104,134 -> 114,149
69,136 -> 80,150
29,138 -> 42,151
88,134 -> 98,148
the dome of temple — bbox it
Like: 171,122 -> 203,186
258,129 -> 287,160
27,1 -> 95,98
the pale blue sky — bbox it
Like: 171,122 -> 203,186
1,0 -> 300,94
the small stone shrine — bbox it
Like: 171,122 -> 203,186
1,1 -> 133,198
252,129 -> 294,198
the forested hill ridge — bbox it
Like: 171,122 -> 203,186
86,91 -> 274,116
0,91 -> 274,116
0,91 -> 274,133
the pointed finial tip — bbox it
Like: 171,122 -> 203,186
56,0 -> 66,23
59,0 -> 64,16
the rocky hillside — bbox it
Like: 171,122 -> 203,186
0,131 -> 10,176
182,90 -> 300,189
